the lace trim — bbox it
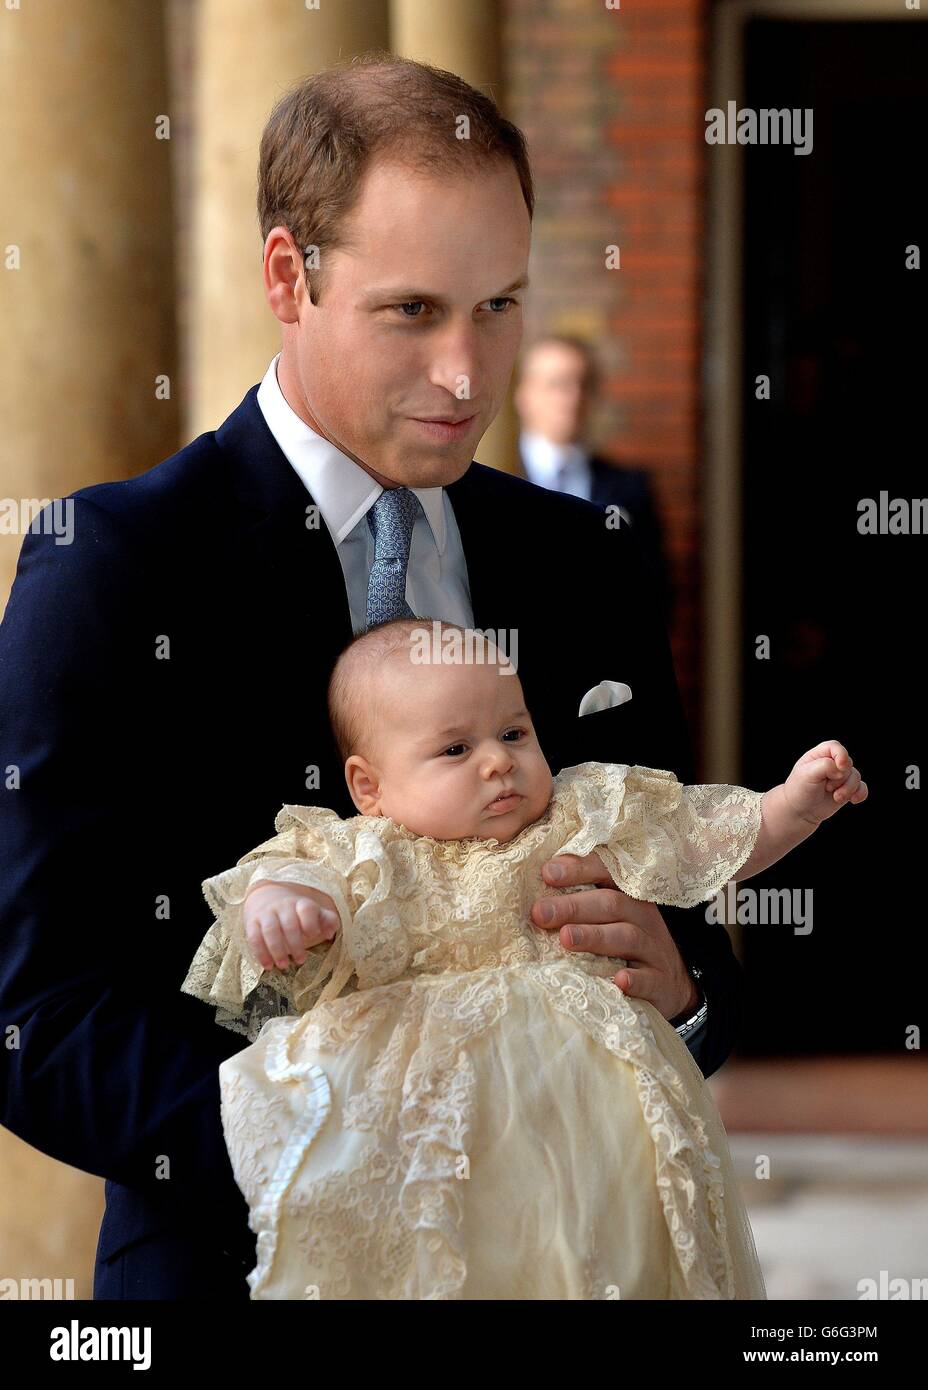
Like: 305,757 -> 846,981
554,764 -> 764,909
236,1024 -> 333,1299
534,962 -> 735,1298
239,963 -> 737,1299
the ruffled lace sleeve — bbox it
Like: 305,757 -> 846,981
551,761 -> 764,909
180,805 -> 361,1043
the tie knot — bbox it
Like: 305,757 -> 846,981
367,486 -> 422,559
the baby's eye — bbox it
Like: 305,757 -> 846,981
502,728 -> 527,742
443,743 -> 468,757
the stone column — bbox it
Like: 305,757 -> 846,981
0,0 -> 179,601
391,0 -> 501,77
390,0 -> 521,475
189,0 -> 389,436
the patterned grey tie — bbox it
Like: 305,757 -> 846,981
365,485 -> 423,629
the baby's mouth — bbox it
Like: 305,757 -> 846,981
486,790 -> 522,812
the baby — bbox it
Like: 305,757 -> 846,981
183,618 -> 866,1300
241,619 -> 865,975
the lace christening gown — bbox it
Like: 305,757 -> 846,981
181,761 -> 768,1301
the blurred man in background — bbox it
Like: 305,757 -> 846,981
514,335 -> 672,622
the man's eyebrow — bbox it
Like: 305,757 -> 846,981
360,275 -> 530,306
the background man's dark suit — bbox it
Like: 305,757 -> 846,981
0,384 -> 745,1299
586,454 -> 673,625
517,443 -> 673,625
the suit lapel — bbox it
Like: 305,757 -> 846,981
444,462 -> 554,738
588,456 -> 610,506
443,463 -> 499,630
216,384 -> 355,655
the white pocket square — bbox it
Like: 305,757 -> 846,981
578,680 -> 633,717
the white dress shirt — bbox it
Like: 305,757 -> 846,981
256,354 -> 474,634
520,431 -> 593,502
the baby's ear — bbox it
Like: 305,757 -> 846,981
345,754 -> 382,814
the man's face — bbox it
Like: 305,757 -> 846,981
514,342 -> 593,445
268,157 -> 531,489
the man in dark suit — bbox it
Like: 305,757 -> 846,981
514,334 -> 674,624
0,54 -> 741,1300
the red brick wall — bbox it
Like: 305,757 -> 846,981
505,0 -> 707,759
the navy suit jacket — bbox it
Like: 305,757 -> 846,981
0,384 -> 745,1298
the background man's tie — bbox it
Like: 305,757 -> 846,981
365,485 -> 424,628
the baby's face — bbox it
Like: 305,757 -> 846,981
346,655 -> 553,843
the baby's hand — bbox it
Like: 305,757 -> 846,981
242,880 -> 340,971
782,740 -> 868,827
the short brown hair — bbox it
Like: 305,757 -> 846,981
257,49 -> 535,305
519,334 -> 601,394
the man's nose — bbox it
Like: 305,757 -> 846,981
427,323 -> 482,401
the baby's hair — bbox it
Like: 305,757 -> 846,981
327,616 -> 469,767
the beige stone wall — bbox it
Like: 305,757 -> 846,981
0,1127 -> 102,1299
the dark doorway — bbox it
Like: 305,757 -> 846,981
737,19 -> 927,1055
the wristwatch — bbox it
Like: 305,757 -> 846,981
672,965 -> 708,1038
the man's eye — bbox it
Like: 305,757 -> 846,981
393,298 -> 517,320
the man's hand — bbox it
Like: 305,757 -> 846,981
531,853 -> 699,1021
243,880 -> 340,971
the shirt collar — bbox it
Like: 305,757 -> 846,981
520,430 -> 589,483
256,353 -> 447,552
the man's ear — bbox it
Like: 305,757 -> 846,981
344,755 -> 382,815
263,225 -> 304,325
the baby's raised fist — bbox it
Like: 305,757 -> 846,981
783,740 -> 868,826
